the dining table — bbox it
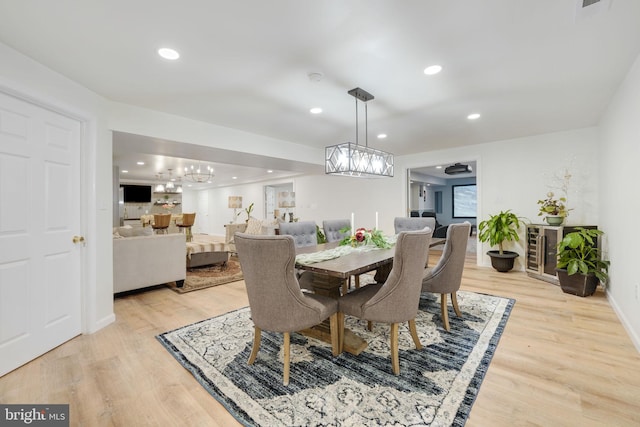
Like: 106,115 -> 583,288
294,237 -> 445,355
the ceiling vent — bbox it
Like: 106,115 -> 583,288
444,163 -> 472,175
582,0 -> 600,7
575,0 -> 611,22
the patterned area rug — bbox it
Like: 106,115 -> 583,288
157,291 -> 514,426
167,258 -> 243,293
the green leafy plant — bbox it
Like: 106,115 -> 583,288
557,227 -> 609,282
537,191 -> 571,219
244,202 -> 254,221
478,210 -> 522,254
316,225 -> 327,244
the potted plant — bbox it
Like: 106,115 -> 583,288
537,192 -> 570,225
244,202 -> 254,222
556,227 -> 609,297
478,210 -> 522,272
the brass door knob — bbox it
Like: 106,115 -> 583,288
72,235 -> 85,244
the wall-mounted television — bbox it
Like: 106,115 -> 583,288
122,185 -> 152,203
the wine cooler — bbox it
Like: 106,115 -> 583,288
525,224 -> 597,284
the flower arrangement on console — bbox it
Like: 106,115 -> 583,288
339,227 -> 392,249
162,203 -> 175,211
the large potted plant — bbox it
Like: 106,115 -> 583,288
478,210 -> 522,272
556,227 -> 609,297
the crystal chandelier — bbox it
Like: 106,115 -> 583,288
325,87 -> 394,178
184,162 -> 214,183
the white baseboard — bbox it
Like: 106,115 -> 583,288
607,291 -> 640,353
85,313 -> 116,334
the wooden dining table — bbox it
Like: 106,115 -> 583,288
294,237 -> 445,355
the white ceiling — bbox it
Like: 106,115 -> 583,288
1,0 -> 639,184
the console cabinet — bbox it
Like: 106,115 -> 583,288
525,224 -> 597,284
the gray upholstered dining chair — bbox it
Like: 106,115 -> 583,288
393,216 -> 435,267
278,221 -> 318,247
323,219 -> 351,243
338,229 -> 432,375
393,216 -> 436,234
235,233 -> 340,386
421,221 -> 471,331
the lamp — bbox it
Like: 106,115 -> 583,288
228,196 -> 242,223
184,162 -> 214,183
278,191 -> 295,222
325,87 -> 394,178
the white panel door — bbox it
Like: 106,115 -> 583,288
0,91 -> 82,376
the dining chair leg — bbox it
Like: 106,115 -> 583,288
390,323 -> 400,375
440,293 -> 450,331
367,321 -> 373,331
329,313 -> 339,356
337,312 -> 345,354
248,326 -> 261,364
283,332 -> 290,386
408,319 -> 422,350
451,292 -> 462,317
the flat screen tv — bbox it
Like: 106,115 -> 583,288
122,185 -> 152,203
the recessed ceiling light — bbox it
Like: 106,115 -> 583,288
310,107 -> 323,114
467,113 -> 481,120
121,170 -> 128,173
158,48 -> 180,60
424,65 -> 442,75
136,161 -> 145,165
267,170 -> 273,173
232,176 -> 238,180
435,166 -> 443,169
377,133 -> 387,139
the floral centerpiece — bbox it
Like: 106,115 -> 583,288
537,192 -> 571,225
339,227 -> 392,249
162,203 -> 175,211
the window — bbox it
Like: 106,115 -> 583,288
452,184 -> 476,218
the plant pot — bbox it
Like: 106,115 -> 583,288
545,215 -> 564,226
556,268 -> 599,297
486,250 -> 519,272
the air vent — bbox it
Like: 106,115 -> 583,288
574,0 -> 610,22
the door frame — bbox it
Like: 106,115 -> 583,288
0,82 -> 97,335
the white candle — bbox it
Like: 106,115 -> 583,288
375,211 -> 379,230
351,212 -> 355,234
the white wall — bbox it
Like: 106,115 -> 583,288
0,42 -> 114,333
599,52 -> 640,349
400,128 -> 600,269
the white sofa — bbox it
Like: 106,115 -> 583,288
113,233 -> 186,293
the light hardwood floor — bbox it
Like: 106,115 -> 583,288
1,252 -> 639,426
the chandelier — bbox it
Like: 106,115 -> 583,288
184,162 -> 214,183
325,87 -> 394,178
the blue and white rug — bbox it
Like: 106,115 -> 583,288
157,291 -> 514,426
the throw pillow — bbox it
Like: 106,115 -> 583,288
133,226 -> 153,236
118,226 -> 134,237
245,217 -> 263,235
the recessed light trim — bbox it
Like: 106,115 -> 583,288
310,107 -> 323,114
377,133 -> 387,139
267,170 -> 273,173
121,170 -> 128,173
424,65 -> 443,75
158,48 -> 180,60
467,113 -> 481,120
136,161 -> 145,165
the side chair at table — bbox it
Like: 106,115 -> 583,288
322,219 -> 362,294
338,229 -> 432,375
421,221 -> 471,331
176,212 -> 196,242
234,233 -> 340,386
151,214 -> 171,234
